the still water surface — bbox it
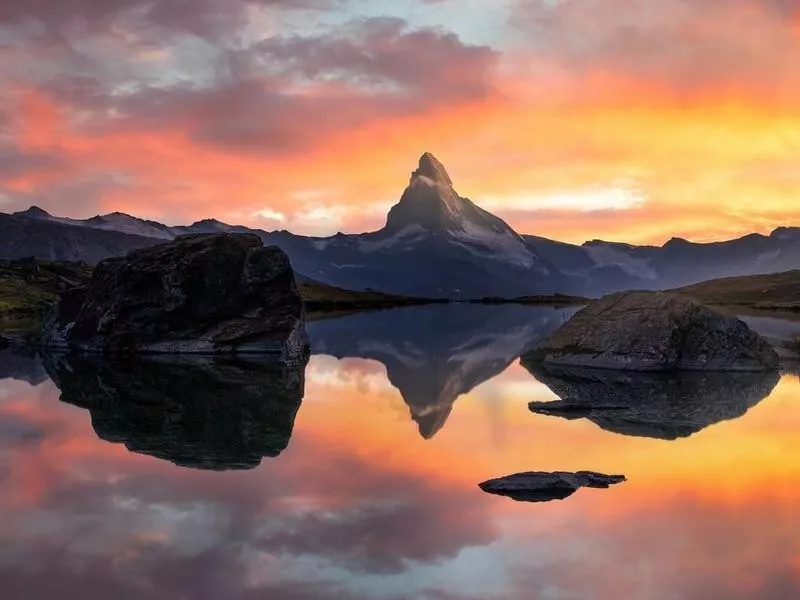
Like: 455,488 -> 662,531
0,305 -> 798,599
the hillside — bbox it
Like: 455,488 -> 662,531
0,259 -> 92,335
673,270 -> 800,310
300,280 -> 446,318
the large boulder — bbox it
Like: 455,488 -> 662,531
524,291 -> 779,372
41,233 -> 308,361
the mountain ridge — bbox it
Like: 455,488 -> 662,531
3,153 -> 800,298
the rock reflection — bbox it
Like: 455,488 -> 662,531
525,363 -> 779,439
42,353 -> 306,470
309,304 -> 577,438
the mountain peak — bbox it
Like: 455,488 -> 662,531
385,154 -> 465,232
413,152 -> 452,187
15,206 -> 51,219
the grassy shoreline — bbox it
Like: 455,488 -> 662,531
673,270 -> 800,312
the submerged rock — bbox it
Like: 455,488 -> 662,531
526,364 -> 779,440
524,291 -> 779,372
41,233 -> 308,361
479,471 -> 626,503
42,352 -> 306,470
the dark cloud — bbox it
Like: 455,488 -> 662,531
30,18 -> 497,155
514,0 -> 800,93
0,146 -> 65,179
759,0 -> 800,19
253,485 -> 495,574
256,17 -> 497,99
0,0 -> 339,40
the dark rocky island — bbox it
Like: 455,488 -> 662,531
479,471 -> 626,503
42,353 -> 306,470
524,291 -> 779,372
525,364 -> 779,439
40,233 -> 309,361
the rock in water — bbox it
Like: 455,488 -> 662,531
524,291 -> 779,372
479,471 -> 626,503
0,335 -> 9,350
41,234 -> 308,361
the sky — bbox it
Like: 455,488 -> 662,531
0,0 -> 798,244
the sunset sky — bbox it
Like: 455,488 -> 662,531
1,0 -> 799,244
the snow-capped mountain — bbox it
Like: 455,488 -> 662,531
2,152 -> 800,296
13,206 -> 175,240
383,153 -> 544,270
255,153 -> 562,297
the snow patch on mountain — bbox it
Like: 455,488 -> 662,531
358,225 -> 426,253
86,213 -> 175,239
450,219 -> 543,269
584,244 -> 657,280
755,250 -> 781,264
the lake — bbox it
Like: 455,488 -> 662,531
0,304 -> 798,599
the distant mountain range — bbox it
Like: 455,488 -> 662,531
2,153 -> 799,298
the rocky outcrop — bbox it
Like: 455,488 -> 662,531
526,364 -> 779,440
40,234 -> 309,361
42,353 -> 306,470
479,471 -> 626,503
524,291 -> 779,372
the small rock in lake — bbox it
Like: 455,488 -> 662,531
479,471 -> 626,503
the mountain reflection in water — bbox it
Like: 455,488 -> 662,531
0,305 -> 799,600
308,304 -> 578,438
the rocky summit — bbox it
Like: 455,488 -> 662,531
524,291 -> 779,372
41,233 -> 308,360
479,471 -> 626,503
